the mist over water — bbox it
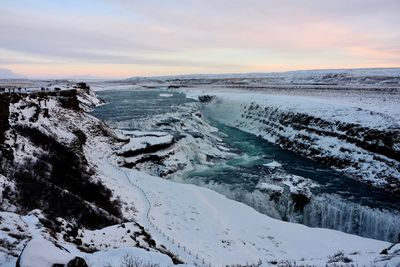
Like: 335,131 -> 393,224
93,89 -> 400,242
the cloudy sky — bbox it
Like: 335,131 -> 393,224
1,0 -> 399,78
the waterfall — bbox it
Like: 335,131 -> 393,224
180,176 -> 400,242
301,195 -> 400,242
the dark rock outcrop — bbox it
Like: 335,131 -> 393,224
0,94 -> 10,142
59,90 -> 80,111
119,140 -> 174,158
11,126 -> 122,229
66,257 -> 89,267
198,95 -> 215,102
1,90 -> 124,230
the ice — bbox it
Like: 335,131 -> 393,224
256,183 -> 284,193
263,161 -> 282,168
159,93 -> 173,97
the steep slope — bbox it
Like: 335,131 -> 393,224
0,88 -> 122,229
190,90 -> 400,194
0,86 -> 178,266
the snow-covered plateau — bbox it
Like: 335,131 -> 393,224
0,75 -> 399,267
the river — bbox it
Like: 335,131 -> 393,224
92,88 -> 400,242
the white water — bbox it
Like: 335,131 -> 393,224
93,89 -> 400,243
303,195 -> 400,243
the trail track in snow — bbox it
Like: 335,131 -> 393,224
106,152 -> 213,267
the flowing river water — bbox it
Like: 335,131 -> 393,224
92,89 -> 400,242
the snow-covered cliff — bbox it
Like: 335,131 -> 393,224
194,90 -> 400,194
1,84 -> 399,267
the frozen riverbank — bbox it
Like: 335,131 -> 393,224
182,87 -> 400,194
93,89 -> 400,243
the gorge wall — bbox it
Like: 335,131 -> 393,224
202,94 -> 400,194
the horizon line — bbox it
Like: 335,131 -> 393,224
2,66 -> 400,81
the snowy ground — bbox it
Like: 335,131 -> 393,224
2,79 -> 400,266
181,87 -> 400,129
0,211 -> 176,267
88,136 -> 399,266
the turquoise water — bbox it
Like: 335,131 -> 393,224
92,90 -> 195,122
190,118 -> 400,211
93,89 -> 400,241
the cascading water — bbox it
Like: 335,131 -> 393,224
302,195 -> 400,242
185,172 -> 400,242
92,89 -> 400,243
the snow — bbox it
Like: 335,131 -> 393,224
17,238 -> 176,267
119,131 -> 174,153
181,87 -> 400,190
85,247 -> 174,267
108,105 -> 235,178
18,239 -> 74,267
77,222 -> 146,250
83,85 -> 397,266
122,169 -> 389,266
0,212 -> 31,266
263,161 -> 282,168
8,98 -> 77,144
89,139 -> 392,266
122,68 -> 400,84
183,88 -> 400,129
279,174 -> 318,195
2,83 -> 399,267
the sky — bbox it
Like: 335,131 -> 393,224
1,0 -> 399,78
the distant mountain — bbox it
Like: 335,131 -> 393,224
0,68 -> 25,79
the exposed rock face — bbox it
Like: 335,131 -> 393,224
0,94 -> 10,142
0,95 -> 14,166
66,257 -> 89,267
0,85 -> 185,265
11,125 -> 122,228
59,89 -> 80,111
0,89 -> 123,230
204,98 -> 400,194
198,95 -> 215,102
119,139 -> 175,158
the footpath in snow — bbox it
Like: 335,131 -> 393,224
94,140 -> 397,267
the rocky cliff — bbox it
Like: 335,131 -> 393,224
0,85 -> 171,266
202,93 -> 400,195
